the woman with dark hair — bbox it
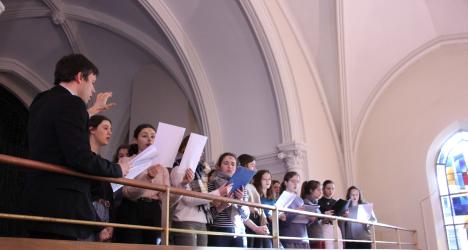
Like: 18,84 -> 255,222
115,124 -> 170,244
237,154 -> 269,247
252,169 -> 275,248
278,171 -> 310,249
301,180 -> 323,248
170,137 -> 229,246
318,179 -> 343,249
207,152 -> 250,247
343,186 -> 377,249
271,179 -> 281,199
113,144 -> 129,163
88,115 -> 115,242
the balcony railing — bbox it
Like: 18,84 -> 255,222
0,154 -> 418,249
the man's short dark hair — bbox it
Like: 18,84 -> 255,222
238,154 -> 255,167
54,54 -> 99,85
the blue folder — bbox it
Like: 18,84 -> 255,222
229,166 -> 256,193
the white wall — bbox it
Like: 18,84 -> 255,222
356,42 -> 468,249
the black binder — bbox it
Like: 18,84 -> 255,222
331,199 -> 351,216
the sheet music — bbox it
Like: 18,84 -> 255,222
112,122 -> 186,192
153,122 -> 186,168
291,204 -> 321,224
173,133 -> 207,185
111,144 -> 158,192
275,191 -> 297,209
357,203 -> 374,221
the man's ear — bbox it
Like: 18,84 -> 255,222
74,72 -> 83,84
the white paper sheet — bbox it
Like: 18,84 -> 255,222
291,204 -> 321,224
111,144 -> 158,192
173,133 -> 207,185
127,144 -> 158,179
275,191 -> 297,209
112,122 -> 186,192
152,122 -> 186,168
357,203 -> 374,221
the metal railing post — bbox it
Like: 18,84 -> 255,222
271,207 -> 280,248
413,230 -> 418,249
161,186 -> 171,246
371,224 -> 377,249
396,228 -> 402,249
332,219 -> 342,249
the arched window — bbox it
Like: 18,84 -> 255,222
436,131 -> 468,250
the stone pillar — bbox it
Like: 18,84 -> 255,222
277,141 -> 308,180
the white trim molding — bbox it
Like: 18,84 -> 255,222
0,57 -> 49,92
336,0 -> 354,186
239,0 -> 305,144
0,1 -> 5,16
0,57 -> 49,106
43,0 -> 84,53
139,0 -> 223,162
354,34 -> 468,156
275,0 -> 346,184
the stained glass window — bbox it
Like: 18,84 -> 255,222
437,131 -> 468,250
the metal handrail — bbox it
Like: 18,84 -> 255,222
0,154 -> 418,249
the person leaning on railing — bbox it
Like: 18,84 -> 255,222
207,152 -> 250,248
252,169 -> 275,248
23,54 -> 129,241
318,179 -> 344,249
342,186 -> 377,249
88,115 -> 117,242
278,171 -> 313,249
170,161 -> 231,246
114,124 -> 170,245
238,154 -> 270,248
301,180 -> 325,249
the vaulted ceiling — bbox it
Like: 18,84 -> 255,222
1,0 -> 468,167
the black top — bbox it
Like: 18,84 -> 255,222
318,197 -> 337,213
23,85 -> 122,239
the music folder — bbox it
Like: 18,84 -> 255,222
229,167 -> 255,194
331,199 -> 351,216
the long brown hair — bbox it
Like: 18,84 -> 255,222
280,171 -> 299,195
215,152 -> 237,168
252,170 -> 274,199
300,180 -> 321,200
346,186 -> 365,204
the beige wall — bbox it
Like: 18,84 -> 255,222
356,42 -> 468,249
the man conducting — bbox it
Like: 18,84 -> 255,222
23,54 -> 129,240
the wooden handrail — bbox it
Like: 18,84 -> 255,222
0,153 -> 418,249
0,154 -> 274,210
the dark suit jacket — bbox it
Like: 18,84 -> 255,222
23,85 -> 122,239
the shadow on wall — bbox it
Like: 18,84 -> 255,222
0,85 -> 28,237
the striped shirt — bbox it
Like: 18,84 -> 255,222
208,181 -> 249,227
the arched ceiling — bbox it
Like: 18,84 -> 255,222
339,0 -> 468,148
279,0 -> 468,155
2,0 -> 467,171
0,0 -> 283,164
0,0 -> 192,159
